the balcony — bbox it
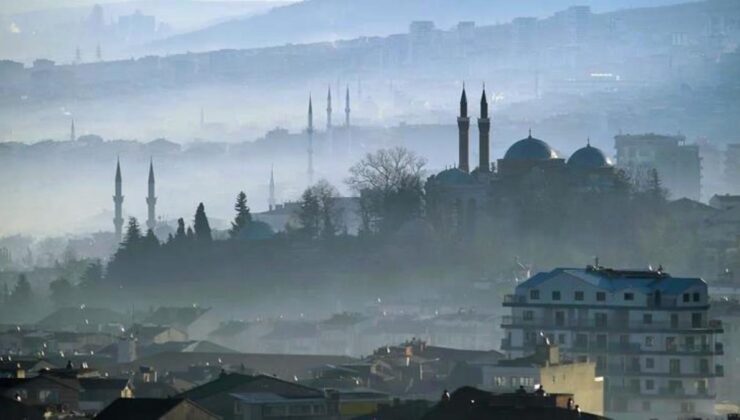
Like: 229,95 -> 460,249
503,295 -> 526,305
500,316 -> 722,332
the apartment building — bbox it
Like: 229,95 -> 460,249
501,266 -> 723,420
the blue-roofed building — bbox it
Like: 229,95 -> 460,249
500,265 -> 724,420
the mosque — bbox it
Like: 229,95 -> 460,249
425,87 -> 622,236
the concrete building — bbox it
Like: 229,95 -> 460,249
614,133 -> 701,200
477,342 -> 604,416
501,266 -> 723,420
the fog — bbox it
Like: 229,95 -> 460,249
1,1 -> 739,418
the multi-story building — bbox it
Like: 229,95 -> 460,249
614,133 -> 701,201
501,266 -> 724,420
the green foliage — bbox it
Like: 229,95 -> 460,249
296,180 -> 341,240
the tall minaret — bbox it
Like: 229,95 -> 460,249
113,159 -> 124,243
307,96 -> 314,184
146,159 -> 157,231
345,86 -> 351,154
269,166 -> 276,211
457,85 -> 470,173
478,86 -> 491,172
344,85 -> 351,128
70,119 -> 76,142
326,86 -> 333,131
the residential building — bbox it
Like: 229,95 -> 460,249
95,397 -> 218,420
614,133 -> 701,200
501,266 -> 723,420
477,342 -> 603,416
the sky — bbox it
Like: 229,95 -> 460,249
0,0 -> 297,15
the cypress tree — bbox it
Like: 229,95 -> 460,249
193,203 -> 212,242
12,274 -> 32,303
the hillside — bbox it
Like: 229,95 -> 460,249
147,0 -> 691,54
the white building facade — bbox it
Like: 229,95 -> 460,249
501,266 -> 724,420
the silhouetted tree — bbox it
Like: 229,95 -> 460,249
49,277 -> 74,307
297,187 -> 321,239
230,192 -> 252,238
79,260 -> 103,290
12,274 -> 32,303
194,203 -> 212,242
175,218 -> 186,240
122,217 -> 142,250
347,147 -> 426,234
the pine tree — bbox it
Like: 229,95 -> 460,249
122,217 -> 142,250
229,192 -> 252,238
193,203 -> 212,242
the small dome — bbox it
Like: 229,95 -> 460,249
433,168 -> 475,185
504,133 -> 558,161
568,143 -> 612,168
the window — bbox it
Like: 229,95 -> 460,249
643,313 -> 653,324
693,292 -> 701,302
555,311 -> 565,327
692,313 -> 703,328
523,310 -> 534,321
666,336 -> 677,351
683,293 -> 690,302
530,289 -> 540,300
234,402 -> 242,414
552,291 -> 561,301
671,313 -> 679,328
558,334 -> 566,344
645,379 -> 655,390
685,336 -> 695,350
624,292 -> 634,301
645,336 -> 654,347
595,313 -> 608,327
596,292 -> 606,302
681,402 -> 695,413
669,359 -> 681,374
574,291 -> 584,301
645,358 -> 654,369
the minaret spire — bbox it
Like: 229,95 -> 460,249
478,86 -> 490,172
146,158 -> 157,231
457,85 -> 470,173
307,95 -> 314,184
269,165 -> 276,212
326,86 -> 332,131
345,85 -> 351,155
70,118 -> 76,142
113,158 -> 124,243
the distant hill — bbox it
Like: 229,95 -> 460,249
148,0 -> 691,54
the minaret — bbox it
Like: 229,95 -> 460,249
457,85 -> 470,173
326,86 -> 333,131
344,85 -> 351,128
269,166 -> 276,212
113,159 -> 124,243
307,96 -> 314,184
345,86 -> 351,154
146,159 -> 157,231
70,119 -> 76,142
478,86 -> 491,172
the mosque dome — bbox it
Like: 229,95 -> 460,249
503,132 -> 558,161
433,167 -> 475,185
567,143 -> 612,169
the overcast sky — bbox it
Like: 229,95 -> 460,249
1,0 -> 297,15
